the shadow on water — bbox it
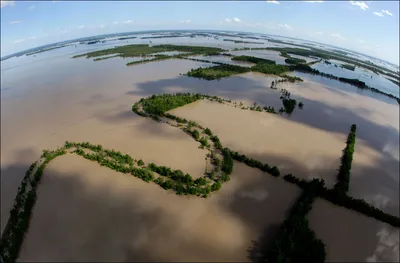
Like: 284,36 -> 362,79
16,165 -> 163,261
247,224 -> 281,263
132,74 -> 399,155
16,156 -> 232,262
218,151 -> 397,262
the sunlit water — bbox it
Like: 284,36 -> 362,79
1,34 -> 399,262
311,60 -> 399,97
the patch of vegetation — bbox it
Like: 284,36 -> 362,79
334,124 -> 356,194
93,54 -> 120,61
186,64 -> 251,80
232,55 -> 276,65
136,93 -> 203,115
117,36 -> 137,40
126,55 -> 173,66
285,57 -> 307,65
251,63 -> 290,75
280,89 -> 297,114
221,148 -> 234,175
341,64 -> 356,71
72,44 -> 224,59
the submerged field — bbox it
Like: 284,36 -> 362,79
1,35 -> 399,262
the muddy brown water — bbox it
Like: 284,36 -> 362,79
1,49 -> 399,261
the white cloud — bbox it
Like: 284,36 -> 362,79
13,39 -> 25,44
99,24 -> 105,29
78,25 -> 85,29
123,20 -> 134,24
315,31 -> 324,35
179,19 -> 191,24
10,20 -> 21,25
373,12 -> 384,17
28,5 -> 35,10
329,32 -> 346,40
303,1 -> 324,2
357,38 -> 365,43
1,0 -> 14,8
278,23 -> 293,31
266,0 -> 280,4
28,36 -> 36,40
225,17 -> 242,23
381,9 -> 393,16
114,21 -> 119,25
350,1 -> 369,11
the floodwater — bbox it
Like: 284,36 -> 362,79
18,155 -> 301,261
311,60 -> 399,97
1,37 -> 399,262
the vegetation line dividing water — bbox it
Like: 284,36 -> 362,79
1,93 -> 398,263
334,124 -> 357,194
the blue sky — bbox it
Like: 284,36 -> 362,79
1,0 -> 399,65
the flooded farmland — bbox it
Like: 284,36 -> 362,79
1,31 -> 399,262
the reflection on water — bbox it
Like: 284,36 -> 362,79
311,61 -> 399,97
1,36 -> 399,261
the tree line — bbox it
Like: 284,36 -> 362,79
289,64 -> 400,104
334,124 -> 357,194
283,174 -> 400,227
265,178 -> 326,263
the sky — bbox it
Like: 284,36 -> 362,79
1,0 -> 399,65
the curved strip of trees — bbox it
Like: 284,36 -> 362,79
1,93 -> 398,263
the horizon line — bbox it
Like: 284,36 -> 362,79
2,28 -> 399,68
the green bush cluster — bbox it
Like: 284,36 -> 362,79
334,124 -> 357,193
265,179 -> 326,263
251,63 -> 290,75
148,163 -> 213,197
279,89 -> 297,114
186,64 -> 251,80
140,93 -> 203,115
221,148 -> 234,175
